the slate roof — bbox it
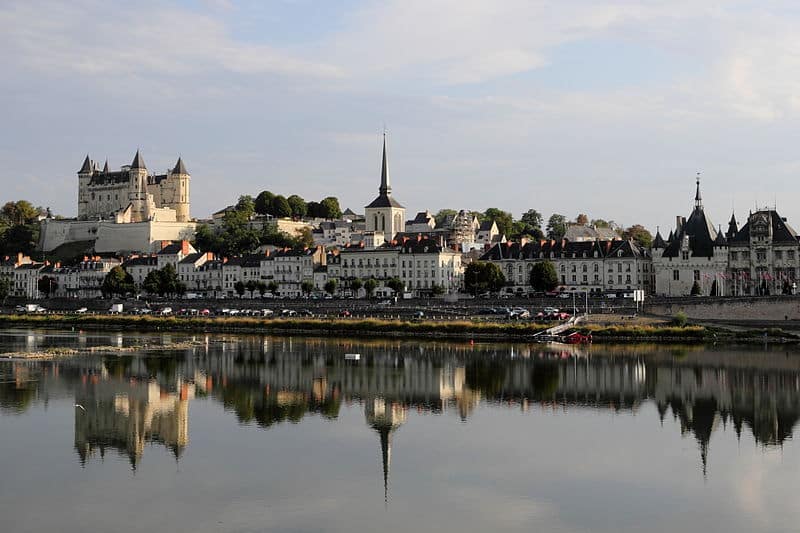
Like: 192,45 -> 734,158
481,239 -> 649,261
157,243 -> 184,255
179,252 -> 204,264
662,181 -> 719,258
78,155 -> 92,174
130,150 -> 146,170
478,220 -> 495,232
653,230 -> 666,248
729,210 -> 798,244
122,256 -> 157,267
173,157 -> 188,175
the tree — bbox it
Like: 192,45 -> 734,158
464,262 -> 506,294
301,280 -> 314,296
364,278 -> 378,298
320,197 -> 342,219
434,209 -> 458,227
576,214 -> 589,225
193,224 -> 222,254
236,195 -> 255,219
142,270 -> 161,295
622,225 -> 653,249
324,279 -> 338,296
1,201 -> 39,226
245,280 -> 257,298
142,265 -> 182,296
591,218 -> 610,228
690,280 -> 701,296
431,283 -> 445,296
234,281 -> 246,297
257,281 -> 267,297
386,277 -> 404,294
530,261 -> 559,292
254,191 -> 275,216
520,209 -> 543,230
306,201 -> 322,218
546,214 -> 567,240
271,195 -> 292,218
0,276 -> 10,304
483,208 -> 514,238
287,195 -> 307,218
350,278 -> 363,297
295,227 -> 314,249
267,281 -> 279,294
37,276 -> 57,298
102,266 -> 134,297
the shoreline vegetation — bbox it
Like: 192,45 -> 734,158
0,313 -> 795,346
1,339 -> 207,360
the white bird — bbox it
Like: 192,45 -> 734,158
74,404 -> 85,411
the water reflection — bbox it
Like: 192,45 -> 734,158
2,331 -> 800,488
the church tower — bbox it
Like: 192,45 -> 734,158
128,150 -> 150,222
77,154 -> 93,219
365,135 -> 405,241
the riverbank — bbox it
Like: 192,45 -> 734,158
0,313 -> 733,343
1,339 -> 207,360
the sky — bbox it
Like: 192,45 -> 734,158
3,0 -> 800,234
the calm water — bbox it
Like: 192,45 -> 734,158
2,329 -> 800,533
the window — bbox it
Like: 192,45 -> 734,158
673,270 -> 680,281
617,264 -> 622,272
682,252 -> 689,260
757,251 -> 766,262
582,264 -> 587,272
571,265 -> 576,272
730,252 -> 738,261
775,250 -> 783,260
694,270 -> 700,281
594,264 -> 599,272
789,251 -> 796,260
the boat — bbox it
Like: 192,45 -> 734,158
344,353 -> 361,361
562,331 -> 592,344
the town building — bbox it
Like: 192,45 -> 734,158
652,179 -> 728,296
480,238 -> 652,295
727,209 -> 800,295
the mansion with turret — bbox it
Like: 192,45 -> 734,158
653,179 -> 800,296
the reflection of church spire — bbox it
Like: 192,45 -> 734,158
365,397 -> 406,506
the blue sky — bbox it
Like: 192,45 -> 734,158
3,0 -> 800,234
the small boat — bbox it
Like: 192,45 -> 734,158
344,353 -> 361,361
562,331 -> 592,344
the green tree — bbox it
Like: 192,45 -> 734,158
271,195 -> 292,218
0,276 -> 11,304
386,277 -> 404,294
301,280 -> 314,295
236,195 -> 255,219
37,276 -> 57,298
254,191 -> 275,216
530,261 -> 559,292
483,208 -> 514,238
245,280 -> 257,298
102,266 -> 134,297
434,209 -> 458,227
295,227 -> 314,249
576,213 -> 589,225
520,209 -> 543,230
306,201 -> 322,218
364,278 -> 378,298
591,218 -> 610,228
431,283 -> 445,296
1,201 -> 39,226
193,224 -> 222,255
142,265 -> 181,296
546,214 -> 567,240
234,280 -> 246,297
350,278 -> 363,297
287,195 -> 307,218
268,281 -> 279,294
622,224 -> 653,248
142,270 -> 161,295
320,197 -> 342,219
464,262 -> 506,294
690,280 -> 701,296
324,279 -> 338,296
257,281 -> 267,297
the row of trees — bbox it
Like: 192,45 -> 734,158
432,209 -> 652,248
194,196 -> 315,257
464,260 -> 560,294
0,200 -> 48,256
254,191 -> 342,220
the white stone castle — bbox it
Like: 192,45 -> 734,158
77,151 -> 190,223
39,151 -> 196,254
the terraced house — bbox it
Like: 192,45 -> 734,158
480,238 -> 653,295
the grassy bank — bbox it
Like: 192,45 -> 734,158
0,313 -> 725,342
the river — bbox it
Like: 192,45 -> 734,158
1,329 -> 799,533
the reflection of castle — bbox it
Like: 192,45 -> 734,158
74,379 -> 194,469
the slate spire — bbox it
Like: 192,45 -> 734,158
379,133 -> 390,196
694,173 -> 702,209
102,159 -> 109,174
130,150 -> 146,170
172,157 -> 188,175
78,155 -> 92,174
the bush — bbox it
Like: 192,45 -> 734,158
673,311 -> 688,327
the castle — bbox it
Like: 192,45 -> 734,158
39,150 -> 196,254
77,150 -> 190,223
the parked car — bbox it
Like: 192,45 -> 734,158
338,310 -> 352,317
75,307 -> 88,314
158,307 -> 173,316
298,309 -> 314,317
281,309 -> 297,317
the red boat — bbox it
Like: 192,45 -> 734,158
562,331 -> 592,344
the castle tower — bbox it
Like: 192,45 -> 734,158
128,150 -> 150,222
77,155 -> 93,219
365,135 -> 405,241
169,157 -> 191,222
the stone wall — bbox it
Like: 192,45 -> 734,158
647,296 -> 800,321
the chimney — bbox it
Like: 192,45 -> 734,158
160,240 -> 171,250
16,252 -> 23,265
181,239 -> 190,256
207,252 -> 215,261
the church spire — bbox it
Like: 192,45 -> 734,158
130,149 -> 146,170
694,172 -> 702,209
379,133 -> 390,196
379,426 -> 391,505
78,155 -> 92,174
